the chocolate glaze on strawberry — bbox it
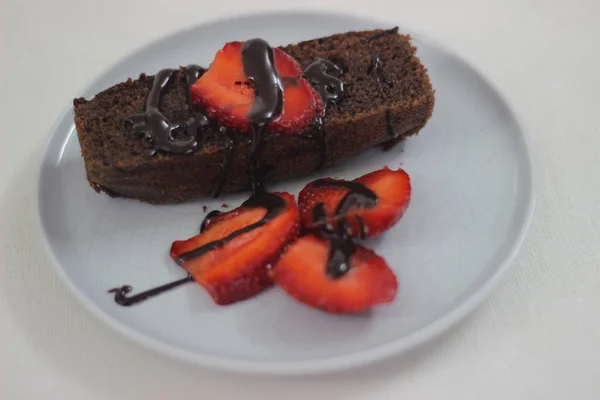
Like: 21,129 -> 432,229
200,209 -> 222,233
177,192 -> 286,263
310,179 -> 378,278
240,39 -> 285,194
312,204 -> 358,279
316,180 -> 378,215
242,39 -> 284,124
234,39 -> 345,194
124,66 -> 208,155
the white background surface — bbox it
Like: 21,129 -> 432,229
1,0 -> 599,398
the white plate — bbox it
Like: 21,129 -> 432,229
37,11 -> 536,375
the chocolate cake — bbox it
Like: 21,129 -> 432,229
73,28 -> 435,204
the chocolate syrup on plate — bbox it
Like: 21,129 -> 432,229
108,275 -> 194,307
108,203 -> 222,307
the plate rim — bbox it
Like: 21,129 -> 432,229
35,10 -> 538,375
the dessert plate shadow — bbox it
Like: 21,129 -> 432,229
37,11 -> 536,375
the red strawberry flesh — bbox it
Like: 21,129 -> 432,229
170,192 -> 300,305
273,234 -> 398,314
191,41 -> 322,134
298,167 -> 411,238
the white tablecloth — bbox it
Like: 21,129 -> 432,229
2,0 -> 600,398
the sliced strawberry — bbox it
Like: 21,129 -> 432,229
273,234 -> 398,314
170,192 -> 300,305
191,41 -> 323,134
298,167 -> 411,239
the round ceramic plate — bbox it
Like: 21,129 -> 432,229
37,11 -> 535,375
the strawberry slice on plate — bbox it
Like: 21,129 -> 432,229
273,234 -> 398,314
298,167 -> 411,239
191,40 -> 323,134
170,192 -> 300,305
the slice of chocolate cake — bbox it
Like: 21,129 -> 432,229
73,28 -> 435,204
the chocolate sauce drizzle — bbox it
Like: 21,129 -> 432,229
365,26 -> 408,151
241,39 -> 285,194
200,209 -> 222,233
106,179 -> 370,306
124,66 -> 208,155
213,127 -> 236,198
381,117 -> 402,151
368,54 -> 395,92
303,59 -> 345,104
108,275 -> 193,307
310,179 -> 378,279
177,193 -> 285,263
108,204 -> 226,307
314,214 -> 358,279
382,110 -> 421,151
368,54 -> 384,89
306,116 -> 327,170
299,59 -> 345,170
386,109 -> 400,140
184,64 -> 210,132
